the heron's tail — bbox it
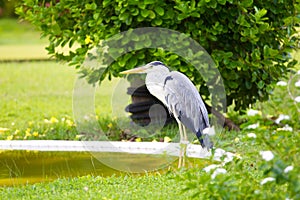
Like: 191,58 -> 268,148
196,131 -> 213,150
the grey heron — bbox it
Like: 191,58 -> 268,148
120,61 -> 212,167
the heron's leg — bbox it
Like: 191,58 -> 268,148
174,118 -> 184,168
182,125 -> 188,167
177,121 -> 184,168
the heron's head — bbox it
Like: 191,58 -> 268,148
120,61 -> 169,75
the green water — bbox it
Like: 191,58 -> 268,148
0,150 -> 209,186
0,150 -> 174,186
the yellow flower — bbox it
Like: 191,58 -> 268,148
32,131 -> 39,137
85,35 -> 92,44
75,135 -> 84,139
66,119 -> 74,127
14,129 -> 20,135
24,128 -> 32,139
112,116 -> 117,121
192,139 -> 200,144
152,139 -> 158,142
50,117 -> 59,123
28,121 -> 34,126
44,119 -> 51,124
235,153 -> 242,159
25,128 -> 31,134
135,137 -> 142,142
0,127 -> 9,134
234,137 -> 240,143
25,132 -> 32,137
164,136 -> 172,143
107,123 -> 113,128
6,135 -> 13,140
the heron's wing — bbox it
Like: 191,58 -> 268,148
163,71 -> 210,134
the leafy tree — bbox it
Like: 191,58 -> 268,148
17,0 -> 300,111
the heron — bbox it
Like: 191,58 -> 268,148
120,61 -> 212,167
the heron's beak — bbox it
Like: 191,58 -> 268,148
120,65 -> 148,74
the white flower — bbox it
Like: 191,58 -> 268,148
284,165 -> 294,173
83,186 -> 89,191
246,123 -> 259,129
213,148 -> 226,161
275,114 -> 290,124
297,70 -> 300,75
260,150 -> 274,161
213,148 -> 236,164
203,126 -> 216,136
247,132 -> 257,138
203,164 -> 220,173
224,152 -> 235,163
295,96 -> 300,103
276,81 -> 287,86
277,125 -> 293,132
247,109 -> 261,116
211,168 -> 227,179
295,80 -> 300,87
260,177 -> 275,185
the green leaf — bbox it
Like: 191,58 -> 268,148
245,81 -> 252,89
93,13 -> 100,20
119,12 -> 130,21
240,0 -> 253,7
144,0 -> 156,4
153,18 -> 163,26
257,80 -> 265,89
103,0 -> 112,7
148,10 -> 156,19
141,9 -> 149,18
154,6 -> 164,16
228,81 -> 239,89
217,0 -> 227,5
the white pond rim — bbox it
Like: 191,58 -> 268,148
0,140 -> 212,159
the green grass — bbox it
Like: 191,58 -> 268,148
0,62 -> 76,129
0,18 -> 48,60
0,173 -> 195,200
0,18 -> 47,45
0,61 -> 117,131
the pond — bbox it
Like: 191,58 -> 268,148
0,141 -> 212,186
0,150 -> 210,186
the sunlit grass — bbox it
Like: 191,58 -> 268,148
0,62 -> 76,129
0,61 -> 120,131
0,18 -> 47,45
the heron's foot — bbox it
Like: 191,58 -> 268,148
180,140 -> 190,145
178,156 -> 182,168
178,156 -> 186,168
178,145 -> 187,168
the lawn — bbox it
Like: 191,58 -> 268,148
0,18 -> 299,199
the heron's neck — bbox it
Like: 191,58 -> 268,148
145,69 -> 169,105
146,70 -> 169,86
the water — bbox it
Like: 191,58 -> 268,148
0,150 -> 209,186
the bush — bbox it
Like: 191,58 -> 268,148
0,0 -> 20,18
16,0 -> 300,111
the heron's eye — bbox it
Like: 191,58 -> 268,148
151,61 -> 164,66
